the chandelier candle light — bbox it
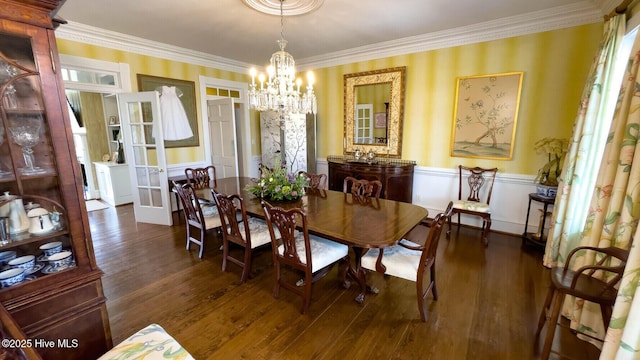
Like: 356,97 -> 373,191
248,0 -> 317,115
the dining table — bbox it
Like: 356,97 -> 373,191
197,176 -> 429,303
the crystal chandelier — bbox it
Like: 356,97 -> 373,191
248,0 -> 317,115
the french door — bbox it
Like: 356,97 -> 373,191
117,92 -> 172,225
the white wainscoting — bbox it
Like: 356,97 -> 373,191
316,158 -> 550,236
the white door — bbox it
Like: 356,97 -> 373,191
208,98 -> 238,178
117,92 -> 172,226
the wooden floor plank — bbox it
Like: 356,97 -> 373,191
88,204 -> 599,359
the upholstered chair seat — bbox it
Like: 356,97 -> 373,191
451,200 -> 491,213
361,239 -> 422,282
239,217 -> 275,249
277,232 -> 348,273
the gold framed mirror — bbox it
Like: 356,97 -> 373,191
344,66 -> 406,158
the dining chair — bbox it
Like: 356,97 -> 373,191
298,171 -> 327,190
343,176 -> 382,199
185,166 -> 216,189
535,246 -> 629,359
172,181 -> 221,259
262,200 -> 349,314
212,189 -> 273,283
447,165 -> 497,246
361,202 -> 453,322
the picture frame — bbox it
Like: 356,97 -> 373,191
374,112 -> 387,128
450,72 -> 523,160
136,74 -> 199,148
109,116 -> 118,125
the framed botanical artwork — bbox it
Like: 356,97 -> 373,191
450,72 -> 523,160
136,74 -> 199,148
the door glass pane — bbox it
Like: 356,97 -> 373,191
133,147 -> 146,165
131,125 -> 145,144
149,168 -> 160,187
144,124 -> 155,145
136,168 -> 148,186
127,103 -> 142,123
138,188 -> 150,206
151,188 -> 163,207
146,149 -> 157,166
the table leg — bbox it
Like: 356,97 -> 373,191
347,247 -> 379,304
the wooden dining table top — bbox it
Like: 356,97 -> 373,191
199,176 -> 428,249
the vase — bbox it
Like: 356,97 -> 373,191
536,184 -> 557,198
263,196 -> 302,203
116,142 -> 125,164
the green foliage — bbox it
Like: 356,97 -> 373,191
246,160 -> 308,201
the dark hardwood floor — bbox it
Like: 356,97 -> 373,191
87,204 -> 600,359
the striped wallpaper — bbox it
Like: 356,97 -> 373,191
56,21 -> 602,175
312,23 -> 603,175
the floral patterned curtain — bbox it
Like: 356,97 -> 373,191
598,26 -> 640,359
543,13 -> 640,357
544,15 -> 625,268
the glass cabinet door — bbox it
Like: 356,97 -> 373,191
0,30 -> 75,287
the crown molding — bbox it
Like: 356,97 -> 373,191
55,21 -> 253,74
55,3 -> 603,74
298,2 -> 604,70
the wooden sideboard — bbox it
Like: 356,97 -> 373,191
327,156 -> 415,203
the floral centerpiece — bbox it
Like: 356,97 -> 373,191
533,137 -> 568,187
246,160 -> 308,201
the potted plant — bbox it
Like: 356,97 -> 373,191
246,159 -> 309,201
533,137 -> 568,197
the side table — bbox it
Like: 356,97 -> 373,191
522,193 -> 555,247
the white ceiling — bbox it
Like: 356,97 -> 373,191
56,0 -> 613,68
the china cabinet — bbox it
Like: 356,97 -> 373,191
0,1 -> 112,359
327,155 -> 415,203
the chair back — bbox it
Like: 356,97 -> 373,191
458,165 -> 497,204
420,202 -> 454,267
212,189 -> 250,246
298,171 -> 327,190
262,201 -> 311,270
172,181 -> 205,226
185,166 -> 216,189
343,176 -> 382,199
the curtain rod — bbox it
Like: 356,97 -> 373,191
606,0 -> 636,19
